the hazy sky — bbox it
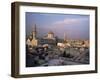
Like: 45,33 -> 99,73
26,12 -> 89,40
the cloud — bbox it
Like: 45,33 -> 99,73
53,18 -> 89,26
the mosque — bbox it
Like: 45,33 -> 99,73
43,31 -> 55,40
26,24 -> 38,47
26,24 -> 58,47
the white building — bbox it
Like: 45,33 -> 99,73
44,31 -> 55,40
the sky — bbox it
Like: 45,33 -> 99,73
26,12 -> 90,40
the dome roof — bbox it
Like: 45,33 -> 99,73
48,31 -> 54,34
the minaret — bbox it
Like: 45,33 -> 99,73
34,24 -> 37,34
32,24 -> 37,39
64,33 -> 67,42
31,24 -> 38,46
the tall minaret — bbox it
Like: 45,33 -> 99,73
64,33 -> 67,41
32,24 -> 37,39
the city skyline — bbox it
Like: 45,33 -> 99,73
26,12 -> 90,40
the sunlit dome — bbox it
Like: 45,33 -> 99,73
48,31 -> 54,34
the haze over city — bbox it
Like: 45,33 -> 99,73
26,12 -> 90,40
26,12 -> 90,67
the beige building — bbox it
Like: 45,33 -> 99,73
47,31 -> 54,39
44,31 -> 55,40
31,39 -> 38,47
26,25 -> 38,47
26,38 -> 38,47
